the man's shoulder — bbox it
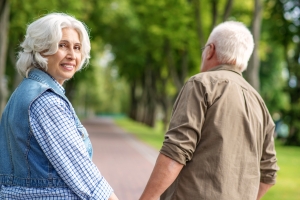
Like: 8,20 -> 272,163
188,70 -> 264,98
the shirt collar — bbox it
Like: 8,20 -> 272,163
49,75 -> 65,94
206,65 -> 243,76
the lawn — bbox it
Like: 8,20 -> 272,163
114,117 -> 165,150
114,117 -> 300,200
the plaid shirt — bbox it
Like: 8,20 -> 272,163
0,79 -> 113,200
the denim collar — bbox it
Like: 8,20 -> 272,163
28,69 -> 65,96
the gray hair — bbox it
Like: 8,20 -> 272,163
207,21 -> 254,71
16,13 -> 91,77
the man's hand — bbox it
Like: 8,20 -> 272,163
139,153 -> 184,200
108,192 -> 119,200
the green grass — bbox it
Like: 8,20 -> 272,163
114,117 -> 165,150
262,141 -> 300,200
114,117 -> 300,200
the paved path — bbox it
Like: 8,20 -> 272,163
82,117 -> 159,200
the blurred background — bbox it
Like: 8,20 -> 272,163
0,0 -> 299,199
2,0 -> 300,140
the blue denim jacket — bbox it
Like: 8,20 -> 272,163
0,69 -> 93,188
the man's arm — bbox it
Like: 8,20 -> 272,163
256,182 -> 273,200
139,153 -> 184,200
258,110 -> 279,200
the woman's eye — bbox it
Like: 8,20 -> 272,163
74,46 -> 81,51
59,43 -> 67,48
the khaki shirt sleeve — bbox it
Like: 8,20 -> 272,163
260,111 -> 280,184
160,79 -> 207,165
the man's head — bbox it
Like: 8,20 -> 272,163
200,21 -> 254,72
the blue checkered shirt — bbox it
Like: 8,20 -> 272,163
0,79 -> 113,200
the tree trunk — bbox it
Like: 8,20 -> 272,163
193,0 -> 205,50
143,94 -> 156,127
129,80 -> 138,120
161,96 -> 171,132
141,64 -> 157,127
165,40 -> 188,92
7,46 -> 23,89
244,0 -> 262,92
0,0 -> 10,116
180,48 -> 189,86
223,0 -> 234,21
211,0 -> 218,30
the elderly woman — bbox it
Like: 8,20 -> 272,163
0,13 -> 118,200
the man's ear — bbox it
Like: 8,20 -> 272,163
206,44 -> 215,60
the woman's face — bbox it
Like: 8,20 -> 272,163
45,28 -> 82,85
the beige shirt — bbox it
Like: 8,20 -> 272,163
160,65 -> 279,200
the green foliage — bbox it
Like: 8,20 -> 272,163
9,0 -> 91,44
71,52 -> 130,117
6,0 -> 300,139
85,0 -> 205,125
230,0 -> 253,25
259,45 -> 290,114
263,0 -> 300,145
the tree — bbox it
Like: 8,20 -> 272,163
0,0 -> 10,116
86,0 -> 199,127
3,0 -> 293,134
244,0 -> 263,91
87,0 -> 265,128
264,0 -> 300,145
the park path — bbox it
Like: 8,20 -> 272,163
82,117 -> 159,200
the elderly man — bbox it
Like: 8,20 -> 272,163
140,21 -> 279,200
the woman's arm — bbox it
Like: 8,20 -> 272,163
30,91 -> 113,200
